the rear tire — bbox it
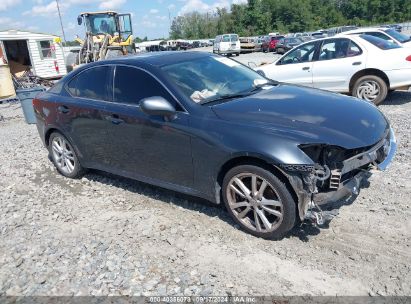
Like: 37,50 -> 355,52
222,165 -> 296,239
48,132 -> 85,179
352,75 -> 387,105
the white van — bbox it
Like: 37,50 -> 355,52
213,34 -> 240,56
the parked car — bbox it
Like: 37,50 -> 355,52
255,34 -> 411,105
33,52 -> 396,239
213,34 -> 240,56
380,24 -> 402,32
240,37 -> 256,53
254,37 -> 264,52
274,37 -> 303,54
311,31 -> 327,39
192,41 -> 201,48
176,41 -> 191,51
327,26 -> 358,36
341,27 -> 411,48
262,35 -> 284,52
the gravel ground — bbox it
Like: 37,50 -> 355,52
193,46 -> 281,66
0,89 -> 410,297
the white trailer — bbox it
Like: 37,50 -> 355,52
0,30 -> 67,79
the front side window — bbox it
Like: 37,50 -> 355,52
162,56 -> 271,104
280,41 -> 317,64
38,40 -> 56,59
113,66 -> 177,108
67,66 -> 111,100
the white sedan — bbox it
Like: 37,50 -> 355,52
255,34 -> 411,105
340,27 -> 411,48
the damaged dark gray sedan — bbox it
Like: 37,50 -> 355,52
34,52 -> 397,238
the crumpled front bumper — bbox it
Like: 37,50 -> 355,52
314,128 -> 397,205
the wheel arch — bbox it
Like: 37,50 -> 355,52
45,127 -> 61,147
349,68 -> 390,93
44,127 -> 84,163
215,155 -> 299,208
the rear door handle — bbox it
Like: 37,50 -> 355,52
352,61 -> 362,66
302,67 -> 310,71
57,105 -> 70,114
105,115 -> 124,125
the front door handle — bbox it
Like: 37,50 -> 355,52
105,115 -> 124,125
302,66 -> 310,71
57,105 -> 70,114
352,61 -> 362,66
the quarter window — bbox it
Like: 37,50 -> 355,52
38,40 -> 56,59
67,66 -> 111,100
113,66 -> 178,109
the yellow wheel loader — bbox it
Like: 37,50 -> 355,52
68,11 -> 134,68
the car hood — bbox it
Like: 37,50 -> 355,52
211,84 -> 389,149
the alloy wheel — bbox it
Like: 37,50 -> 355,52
356,80 -> 381,102
51,136 -> 76,175
226,173 -> 284,233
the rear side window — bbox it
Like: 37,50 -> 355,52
366,31 -> 391,41
319,38 -> 362,60
67,66 -> 111,100
360,34 -> 401,50
113,66 -> 179,109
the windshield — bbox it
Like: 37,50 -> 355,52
360,34 -> 401,50
162,56 -> 273,104
384,29 -> 411,43
222,34 -> 238,42
87,14 -> 117,35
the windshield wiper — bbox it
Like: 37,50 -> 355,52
199,93 -> 251,105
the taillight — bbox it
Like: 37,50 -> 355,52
32,98 -> 39,107
406,55 -> 411,61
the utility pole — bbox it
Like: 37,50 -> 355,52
168,8 -> 172,38
55,0 -> 67,44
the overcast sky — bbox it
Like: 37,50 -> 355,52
0,0 -> 247,40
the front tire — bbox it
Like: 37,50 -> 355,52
222,165 -> 296,239
48,132 -> 84,179
352,75 -> 387,105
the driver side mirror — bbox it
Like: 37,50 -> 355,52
77,16 -> 82,25
140,96 -> 176,118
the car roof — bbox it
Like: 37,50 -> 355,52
86,51 -> 212,68
341,27 -> 387,35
